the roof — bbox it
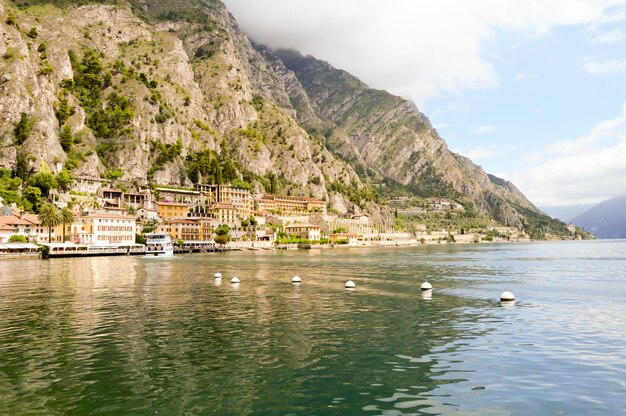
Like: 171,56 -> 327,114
21,213 -> 40,224
0,215 -> 35,226
0,243 -> 40,249
211,203 -> 236,209
155,201 -> 190,207
163,219 -> 198,225
82,214 -> 135,220
155,187 -> 199,195
263,194 -> 324,203
285,223 -> 320,229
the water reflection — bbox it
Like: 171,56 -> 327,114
1,242 -> 625,415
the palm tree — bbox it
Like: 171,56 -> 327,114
38,203 -> 62,243
60,208 -> 75,242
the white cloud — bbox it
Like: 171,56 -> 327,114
458,146 -> 503,160
521,151 -> 544,164
515,72 -> 538,81
473,125 -> 496,134
224,0 -> 626,105
591,28 -> 625,43
511,102 -> 626,206
584,59 -> 626,75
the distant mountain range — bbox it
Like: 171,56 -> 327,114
571,195 -> 626,239
541,204 -> 595,222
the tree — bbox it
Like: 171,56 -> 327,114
59,125 -> 73,151
23,186 -> 43,213
56,169 -> 73,191
14,113 -> 35,145
29,172 -> 58,197
38,203 -> 62,243
214,234 -> 229,246
214,224 -> 230,246
60,208 -> 75,242
215,224 -> 230,236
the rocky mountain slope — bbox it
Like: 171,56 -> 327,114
0,0 -> 572,236
264,49 -> 555,231
572,194 -> 626,239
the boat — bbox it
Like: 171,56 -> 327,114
145,233 -> 174,257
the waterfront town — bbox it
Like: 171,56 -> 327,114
0,174 -> 533,258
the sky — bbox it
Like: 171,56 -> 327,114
223,0 -> 626,208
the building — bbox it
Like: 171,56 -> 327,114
258,194 -> 326,216
156,218 -> 218,242
329,232 -> 358,246
155,187 -> 204,205
284,223 -> 321,241
73,176 -> 110,194
0,214 -> 47,243
157,219 -> 202,241
137,207 -> 159,222
195,184 -> 253,220
123,191 -> 147,208
69,214 -> 136,245
208,202 -> 238,224
154,201 -> 190,219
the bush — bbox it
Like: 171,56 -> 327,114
104,168 -> 124,180
8,234 -> 27,243
14,113 -> 35,145
6,14 -> 17,27
59,125 -> 73,151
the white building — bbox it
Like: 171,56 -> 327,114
69,214 -> 136,245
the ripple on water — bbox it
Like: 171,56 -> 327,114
1,244 -> 626,415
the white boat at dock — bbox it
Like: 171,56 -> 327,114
44,242 -> 145,258
145,233 -> 174,257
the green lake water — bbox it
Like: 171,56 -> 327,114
1,241 -> 625,415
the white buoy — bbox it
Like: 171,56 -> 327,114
422,289 -> 432,300
231,276 -> 240,284
345,280 -> 356,289
500,291 -> 515,301
421,281 -> 432,291
292,275 -> 302,285
214,272 -> 222,279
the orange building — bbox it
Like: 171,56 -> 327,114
257,194 -> 326,215
154,201 -> 190,219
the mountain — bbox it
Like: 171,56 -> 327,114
541,204 -> 595,223
0,0 -> 573,237
571,195 -> 626,239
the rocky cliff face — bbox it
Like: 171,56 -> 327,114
0,0 -> 370,212
0,0 -> 564,233
263,49 -> 554,229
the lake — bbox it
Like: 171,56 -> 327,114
1,241 -> 625,415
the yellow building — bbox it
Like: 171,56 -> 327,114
208,203 -> 238,223
195,184 -> 253,220
285,223 -> 321,241
155,201 -> 190,219
156,218 -> 217,241
257,194 -> 326,216
157,219 -> 202,241
329,232 -> 358,245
